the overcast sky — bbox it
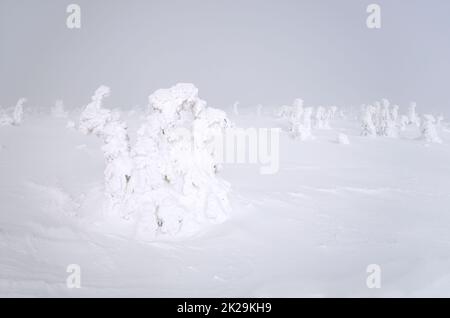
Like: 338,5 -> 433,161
1,0 -> 450,114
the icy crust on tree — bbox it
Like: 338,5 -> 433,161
79,83 -> 231,239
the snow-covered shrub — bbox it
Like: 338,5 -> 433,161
421,114 -> 442,144
408,102 -> 421,127
337,133 -> 350,145
361,105 -> 376,137
79,86 -> 133,213
52,100 -> 68,118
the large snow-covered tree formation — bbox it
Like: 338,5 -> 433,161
79,83 -> 232,238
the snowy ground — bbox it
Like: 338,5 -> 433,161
1,110 -> 450,297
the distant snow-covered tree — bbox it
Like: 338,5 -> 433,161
276,105 -> 292,118
391,104 -> 399,122
436,114 -> 444,128
361,105 -> 376,137
0,106 -> 12,126
291,106 -> 313,140
399,115 -> 409,131
408,102 -> 421,127
52,100 -> 68,118
421,114 -> 442,144
314,106 -> 325,129
330,106 -> 338,119
337,133 -> 350,145
11,98 -> 26,126
256,104 -> 263,117
232,101 -> 240,116
378,99 -> 398,137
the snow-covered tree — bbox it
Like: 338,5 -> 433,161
232,101 -> 240,116
129,83 -> 231,237
79,86 -> 133,214
391,104 -> 399,122
66,120 -> 76,129
361,105 -> 376,137
277,105 -> 292,118
330,106 -> 338,119
291,106 -> 313,140
290,99 -> 304,121
337,133 -> 350,145
256,104 -> 263,117
378,99 -> 397,137
0,106 -> 12,126
399,115 -> 409,131
408,102 -> 421,127
52,100 -> 68,118
421,114 -> 442,144
436,114 -> 444,128
11,98 -> 26,126
314,106 -> 325,129
361,100 -> 397,138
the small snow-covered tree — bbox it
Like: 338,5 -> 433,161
79,86 -> 133,214
291,106 -> 313,140
314,106 -> 325,129
290,99 -> 304,121
330,106 -> 338,119
322,107 -> 332,129
277,105 -> 292,118
399,115 -> 409,131
52,100 -> 68,118
337,133 -> 350,145
232,101 -> 240,116
378,99 -> 398,137
256,104 -> 263,117
391,104 -> 399,122
436,114 -> 444,128
408,102 -> 421,126
12,98 -> 26,126
361,105 -> 376,137
421,114 -> 442,144
0,106 -> 12,126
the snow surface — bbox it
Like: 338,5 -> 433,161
1,110 -> 450,297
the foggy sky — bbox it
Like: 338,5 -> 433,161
1,0 -> 450,114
